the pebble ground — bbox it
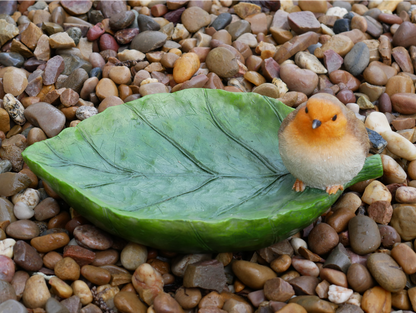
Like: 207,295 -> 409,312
1,0 -> 416,312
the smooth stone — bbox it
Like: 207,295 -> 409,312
232,260 -> 276,289
314,35 -> 354,58
181,7 -> 211,33
206,47 -> 239,78
100,0 -> 126,18
137,14 -> 160,32
0,52 -> 24,68
279,64 -> 318,96
0,299 -> 26,313
347,263 -> 374,293
211,12 -> 232,30
367,253 -> 406,293
73,225 -> 113,250
114,292 -> 147,313
333,19 -> 350,34
61,68 -> 89,93
349,215 -> 381,255
6,220 -> 39,240
363,65 -> 388,86
22,275 -> 51,309
392,21 -> 416,48
139,82 -> 168,96
131,31 -> 167,54
3,69 -> 27,96
391,93 -> 416,114
0,173 -> 31,197
0,280 -> 16,303
344,42 -> 370,76
274,32 -> 319,64
289,295 -> 337,312
114,28 -> 139,45
0,1 -> 16,15
0,255 -> 14,282
13,240 -> 43,271
24,102 -> 65,138
390,204 -> 416,241
45,297 -> 70,313
31,233 -> 70,253
225,20 -> 251,41
120,242 -> 147,271
308,223 -> 339,255
109,10 -> 135,31
95,78 -> 118,100
361,286 -> 391,313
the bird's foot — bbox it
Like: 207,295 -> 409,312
326,185 -> 344,195
292,179 -> 306,192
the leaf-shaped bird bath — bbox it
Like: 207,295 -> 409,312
23,89 -> 382,252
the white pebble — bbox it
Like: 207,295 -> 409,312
381,130 -> 416,161
0,239 -> 16,258
11,188 -> 40,209
365,112 -> 391,134
381,154 -> 407,184
290,237 -> 307,254
346,292 -> 362,307
13,201 -> 34,220
140,78 -> 159,86
291,257 -> 319,277
320,24 -> 335,36
346,103 -> 359,113
326,6 -> 348,17
361,180 -> 392,205
328,285 -> 353,304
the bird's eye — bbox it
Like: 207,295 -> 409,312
332,115 -> 337,121
305,107 -> 308,113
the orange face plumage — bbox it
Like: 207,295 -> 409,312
292,97 -> 348,145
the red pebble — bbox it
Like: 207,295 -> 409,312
99,33 -> 120,52
87,23 -> 105,41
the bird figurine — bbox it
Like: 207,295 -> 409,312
278,93 -> 370,194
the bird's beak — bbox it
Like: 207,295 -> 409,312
312,119 -> 322,129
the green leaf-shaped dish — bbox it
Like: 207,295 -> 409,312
23,89 -> 382,253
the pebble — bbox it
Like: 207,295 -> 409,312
0,299 -> 26,313
24,102 -> 66,138
71,280 -> 92,305
13,240 -> 43,271
6,220 -> 39,240
347,263 -> 374,293
132,263 -> 164,305
173,52 -> 200,83
367,252 -> 406,292
206,47 -> 239,78
308,222 -> 339,255
95,78 -> 119,100
232,260 -> 276,289
344,42 -> 370,76
22,275 -> 51,309
3,69 -> 27,97
114,291 -> 147,313
31,232 -> 70,253
120,242 -> 147,271
349,215 -> 381,255
73,225 -> 113,250
131,31 -> 167,53
280,64 -> 318,96
0,52 -> 24,68
288,11 -> 321,34
361,286 -> 391,313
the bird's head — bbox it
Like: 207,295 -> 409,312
293,94 -> 348,142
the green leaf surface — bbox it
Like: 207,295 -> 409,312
23,89 -> 383,253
